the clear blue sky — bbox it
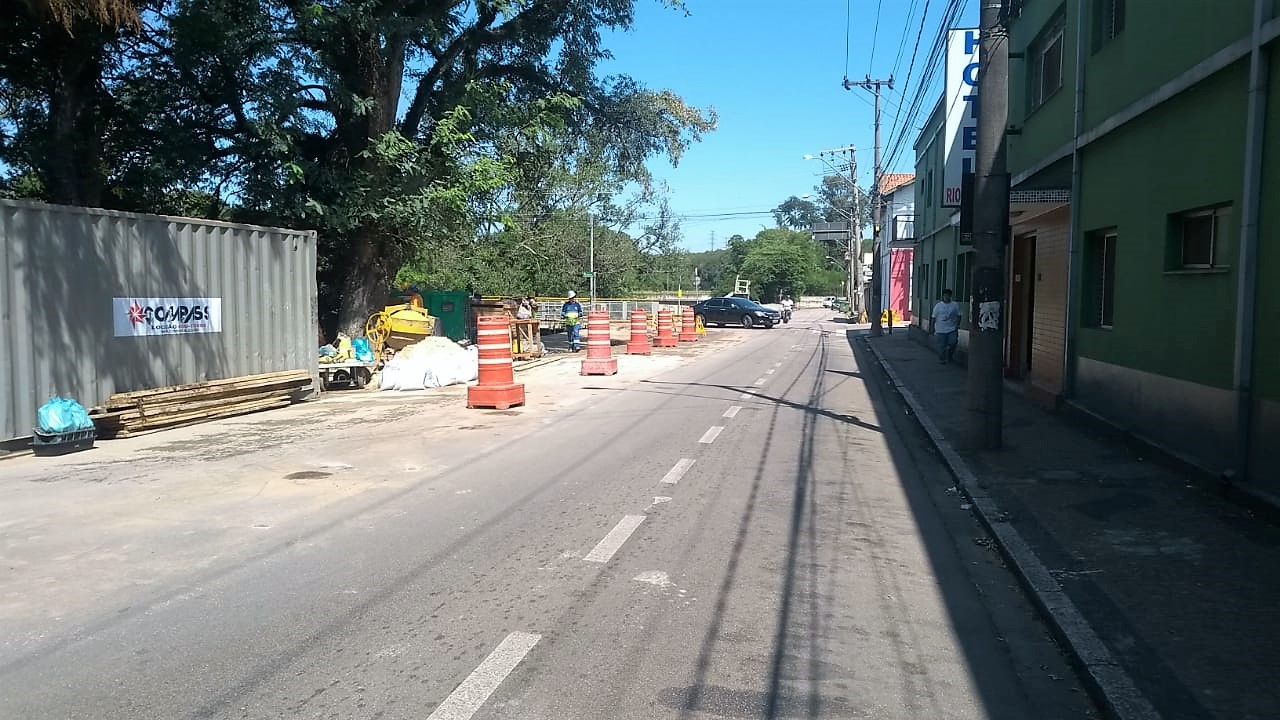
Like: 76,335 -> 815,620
600,0 -> 977,251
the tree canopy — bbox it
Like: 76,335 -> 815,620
0,0 -> 716,334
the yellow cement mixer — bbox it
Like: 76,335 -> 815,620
366,295 -> 437,357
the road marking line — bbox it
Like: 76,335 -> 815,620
660,458 -> 695,485
738,392 -> 751,400
723,406 -> 741,419
754,378 -> 766,386
426,632 -> 541,720
584,515 -> 646,563
774,361 -> 783,368
699,426 -> 724,444
765,369 -> 775,375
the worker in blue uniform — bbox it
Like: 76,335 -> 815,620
561,291 -> 584,352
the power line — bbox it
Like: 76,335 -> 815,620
844,0 -> 853,78
881,0 -> 968,171
889,0 -> 938,135
868,0 -> 885,73
890,0 -> 925,80
891,0 -> 971,168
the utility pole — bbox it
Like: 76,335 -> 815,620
818,146 -> 859,316
845,74 -> 894,335
588,208 -> 596,308
967,3 -> 1009,449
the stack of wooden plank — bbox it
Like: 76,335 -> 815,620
90,370 -> 313,438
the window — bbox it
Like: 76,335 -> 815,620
1085,230 -> 1117,328
1093,0 -> 1125,50
935,259 -> 949,302
1029,15 -> 1065,110
922,263 -> 931,299
1174,206 -> 1230,269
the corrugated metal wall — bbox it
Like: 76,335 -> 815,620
0,199 -> 318,441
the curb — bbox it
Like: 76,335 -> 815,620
862,337 -> 1162,720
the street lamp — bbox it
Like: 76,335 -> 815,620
587,193 -> 609,308
804,151 -> 862,318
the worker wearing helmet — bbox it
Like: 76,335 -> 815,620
561,291 -> 584,352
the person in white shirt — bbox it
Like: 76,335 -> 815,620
930,289 -> 962,364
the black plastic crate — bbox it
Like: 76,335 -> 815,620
32,428 -> 97,457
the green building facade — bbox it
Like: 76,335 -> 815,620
911,0 -> 1280,496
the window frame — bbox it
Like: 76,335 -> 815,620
1099,231 -> 1116,329
1029,14 -> 1066,111
1084,228 -> 1117,329
1093,0 -> 1125,51
1175,206 -> 1230,270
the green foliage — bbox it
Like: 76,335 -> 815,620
771,196 -> 821,230
0,0 -> 717,333
683,228 -> 843,302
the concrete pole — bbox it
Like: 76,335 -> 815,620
965,2 -> 1009,449
870,83 -> 884,336
849,149 -> 859,317
589,208 -> 596,308
847,75 -> 894,334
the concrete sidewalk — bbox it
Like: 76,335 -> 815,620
862,331 -> 1280,720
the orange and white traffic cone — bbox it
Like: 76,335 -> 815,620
679,306 -> 699,343
580,310 -> 618,375
626,309 -> 652,355
654,308 -> 677,348
467,314 -> 526,410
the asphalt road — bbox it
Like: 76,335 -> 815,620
0,310 -> 1095,719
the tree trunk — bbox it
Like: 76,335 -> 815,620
41,21 -> 105,206
336,227 -> 392,338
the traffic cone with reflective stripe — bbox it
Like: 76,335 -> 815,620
467,314 -> 526,410
655,309 -> 677,348
679,307 -> 699,343
627,309 -> 652,355
580,310 -> 618,375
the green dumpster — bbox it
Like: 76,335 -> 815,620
421,290 -> 470,342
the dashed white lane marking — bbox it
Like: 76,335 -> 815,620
426,631 -> 541,720
753,378 -> 766,386
723,406 -> 741,419
660,458 -> 696,485
774,361 -> 783,368
584,515 -> 646,563
738,392 -> 752,400
765,369 -> 775,375
699,426 -> 725,444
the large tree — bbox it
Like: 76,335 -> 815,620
771,195 -> 821,230
220,0 -> 714,334
0,0 -> 143,205
1,0 -> 715,336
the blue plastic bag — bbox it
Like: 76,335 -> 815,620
352,337 -> 375,363
37,397 -> 95,434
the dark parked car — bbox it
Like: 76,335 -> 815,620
693,296 -> 782,329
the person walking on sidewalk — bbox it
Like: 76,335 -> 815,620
561,291 -> 584,352
931,289 -> 961,364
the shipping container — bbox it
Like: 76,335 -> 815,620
0,199 -> 318,442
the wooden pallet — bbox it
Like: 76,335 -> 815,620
92,370 -> 312,438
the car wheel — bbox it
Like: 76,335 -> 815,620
741,314 -> 755,329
